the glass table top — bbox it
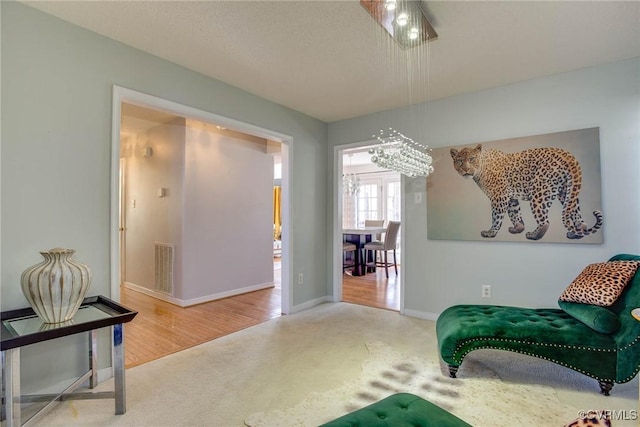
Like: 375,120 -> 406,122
1,296 -> 137,350
3,306 -> 111,337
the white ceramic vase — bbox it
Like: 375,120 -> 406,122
21,248 -> 92,324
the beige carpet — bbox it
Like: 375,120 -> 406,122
245,340 -> 579,426
28,302 -> 638,427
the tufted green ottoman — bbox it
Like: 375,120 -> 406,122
319,392 -> 471,427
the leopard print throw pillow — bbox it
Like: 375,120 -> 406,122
559,261 -> 640,307
563,412 -> 612,427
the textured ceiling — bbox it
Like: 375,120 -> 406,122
23,1 -> 640,123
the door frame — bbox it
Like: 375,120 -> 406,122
119,157 -> 126,285
332,143 -> 405,313
110,85 -> 293,314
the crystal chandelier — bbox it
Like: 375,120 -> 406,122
360,0 -> 437,178
369,128 -> 433,178
343,172 -> 361,195
343,154 -> 361,195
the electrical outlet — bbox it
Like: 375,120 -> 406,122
298,273 -> 304,285
482,285 -> 491,298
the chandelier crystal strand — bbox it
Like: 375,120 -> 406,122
369,127 -> 433,177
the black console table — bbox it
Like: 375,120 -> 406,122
1,296 -> 137,426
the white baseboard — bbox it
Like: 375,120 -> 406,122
402,308 -> 439,321
290,296 -> 332,314
123,281 -> 275,307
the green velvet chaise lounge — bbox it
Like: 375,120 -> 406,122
436,254 -> 640,395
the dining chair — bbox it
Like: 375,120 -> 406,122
364,219 -> 385,239
342,242 -> 358,271
363,219 -> 385,267
363,221 -> 401,278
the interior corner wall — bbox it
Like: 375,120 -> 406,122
1,1 -> 327,391
328,58 -> 640,318
182,126 -> 273,302
123,118 -> 186,295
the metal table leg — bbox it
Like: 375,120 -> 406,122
4,348 -> 21,427
113,323 -> 126,415
89,329 -> 98,389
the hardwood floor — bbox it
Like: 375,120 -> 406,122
342,265 -> 400,311
120,258 -> 399,368
120,264 -> 282,368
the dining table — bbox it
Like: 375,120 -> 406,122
343,226 -> 386,276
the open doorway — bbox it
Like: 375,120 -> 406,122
339,146 -> 402,311
110,86 -> 292,366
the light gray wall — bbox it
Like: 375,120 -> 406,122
1,1 -> 327,388
328,58 -> 640,318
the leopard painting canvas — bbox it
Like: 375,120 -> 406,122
427,128 -> 603,243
